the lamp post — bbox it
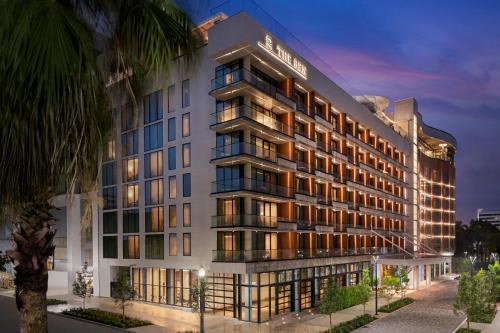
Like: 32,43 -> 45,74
371,255 -> 379,315
198,268 -> 206,333
469,255 -> 477,276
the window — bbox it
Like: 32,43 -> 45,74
182,113 -> 190,137
103,187 -> 117,210
121,103 -> 137,131
146,207 -> 164,232
144,122 -> 163,151
183,233 -> 191,256
144,91 -> 162,124
169,176 -> 176,198
168,118 -> 176,141
145,235 -> 164,259
183,173 -> 191,197
168,84 -> 175,112
121,130 -> 138,156
122,157 -> 139,182
123,183 -> 139,207
145,179 -> 164,206
183,203 -> 191,227
169,205 -> 177,228
103,212 -> 117,234
182,79 -> 190,108
123,209 -> 139,233
103,236 -> 117,258
102,162 -> 116,186
145,151 -> 163,178
169,233 -> 177,256
182,144 -> 191,167
123,235 -> 140,259
103,137 -> 116,162
168,147 -> 176,170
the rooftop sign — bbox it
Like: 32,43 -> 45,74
258,34 -> 308,80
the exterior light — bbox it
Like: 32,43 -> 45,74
198,268 -> 206,278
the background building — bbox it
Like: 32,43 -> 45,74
477,208 -> 500,229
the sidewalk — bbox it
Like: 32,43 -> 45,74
468,303 -> 500,333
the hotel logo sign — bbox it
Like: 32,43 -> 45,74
257,34 -> 308,80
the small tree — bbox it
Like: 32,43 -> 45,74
113,268 -> 136,323
359,268 -> 372,313
73,265 -> 92,309
319,278 -> 343,331
454,273 -> 479,330
488,260 -> 500,301
395,266 -> 411,298
190,278 -> 209,333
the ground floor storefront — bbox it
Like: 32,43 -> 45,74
128,261 -> 370,323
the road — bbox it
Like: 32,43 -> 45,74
355,280 -> 464,333
0,295 -> 127,333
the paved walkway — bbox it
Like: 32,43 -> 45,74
354,280 -> 464,333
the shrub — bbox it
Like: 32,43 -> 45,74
378,297 -> 414,312
321,314 -> 376,333
47,299 -> 67,306
456,328 -> 481,333
62,308 -> 151,329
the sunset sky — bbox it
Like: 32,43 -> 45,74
182,0 -> 500,222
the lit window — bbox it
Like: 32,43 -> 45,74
169,176 -> 176,199
145,151 -> 163,178
183,233 -> 191,256
169,233 -> 177,256
182,113 -> 190,137
122,157 -> 139,182
146,207 -> 164,232
104,137 -> 116,161
123,184 -> 139,207
183,203 -> 191,227
145,179 -> 164,206
169,205 -> 177,228
123,235 -> 140,259
182,144 -> 191,167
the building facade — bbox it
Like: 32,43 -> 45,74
477,208 -> 500,229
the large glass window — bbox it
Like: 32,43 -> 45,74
123,209 -> 139,233
122,157 -> 139,182
169,205 -> 177,228
182,79 -> 190,108
183,203 -> 191,227
168,118 -> 176,141
121,103 -> 137,131
123,183 -> 139,207
146,207 -> 164,232
103,212 -> 117,234
103,187 -> 117,210
169,176 -> 176,198
145,122 -> 163,151
182,144 -> 191,167
183,233 -> 191,256
146,235 -> 164,259
183,173 -> 191,197
145,179 -> 164,206
182,113 -> 190,137
102,162 -> 116,186
169,233 -> 177,256
144,90 -> 162,124
168,84 -> 175,112
168,147 -> 176,170
123,235 -> 140,259
103,236 -> 117,258
145,151 -> 163,179
103,137 -> 116,162
121,130 -> 138,156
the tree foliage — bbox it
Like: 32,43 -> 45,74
113,268 -> 136,322
488,261 -> 500,301
73,265 -> 92,309
359,268 -> 372,312
319,278 -> 344,331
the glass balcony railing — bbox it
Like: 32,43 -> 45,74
296,160 -> 314,173
211,142 -> 278,163
211,68 -> 295,107
212,247 -> 394,262
210,104 -> 293,137
211,178 -> 294,198
211,214 -> 278,228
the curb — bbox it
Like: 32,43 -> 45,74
451,318 -> 467,333
51,311 -> 153,332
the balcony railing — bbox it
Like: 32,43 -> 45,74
210,68 -> 295,107
211,215 -> 278,228
213,247 -> 394,262
211,178 -> 294,198
317,195 -> 331,205
210,104 -> 293,137
317,140 -> 327,152
296,160 -> 314,173
211,142 -> 278,163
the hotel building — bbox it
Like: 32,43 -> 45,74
0,9 -> 457,323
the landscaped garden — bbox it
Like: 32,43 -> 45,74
378,297 -> 414,313
321,314 -> 376,333
62,308 -> 151,329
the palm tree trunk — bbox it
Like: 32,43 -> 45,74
7,199 -> 56,333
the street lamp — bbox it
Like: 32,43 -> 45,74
198,269 -> 206,333
469,255 -> 477,276
371,255 -> 379,315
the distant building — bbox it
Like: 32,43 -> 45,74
477,208 -> 500,229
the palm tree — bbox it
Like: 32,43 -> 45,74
0,1 -> 199,332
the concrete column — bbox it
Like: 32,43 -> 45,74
294,269 -> 300,312
425,265 -> 431,286
66,195 -> 82,294
91,199 -> 100,296
243,273 -> 251,320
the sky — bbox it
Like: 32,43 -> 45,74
180,0 -> 500,222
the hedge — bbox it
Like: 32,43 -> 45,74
456,329 -> 481,333
62,308 -> 151,328
329,284 -> 371,311
378,297 -> 414,312
47,299 -> 68,306
322,314 -> 376,333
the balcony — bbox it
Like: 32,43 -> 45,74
296,160 -> 314,173
210,68 -> 296,109
211,215 -> 278,228
316,140 -> 327,152
212,247 -> 393,263
211,142 -> 278,163
210,104 -> 293,137
317,195 -> 331,206
211,178 -> 294,198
